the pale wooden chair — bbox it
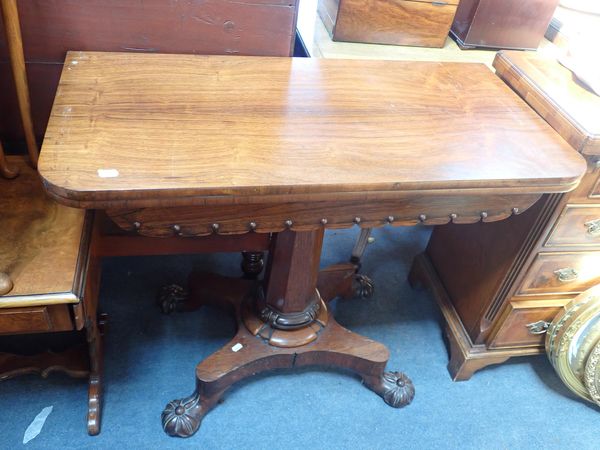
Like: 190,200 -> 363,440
0,0 -> 103,435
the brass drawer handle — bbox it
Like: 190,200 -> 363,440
554,267 -> 579,283
585,219 -> 600,237
526,320 -> 550,335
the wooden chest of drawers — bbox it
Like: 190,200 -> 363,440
410,51 -> 600,380
318,0 -> 460,48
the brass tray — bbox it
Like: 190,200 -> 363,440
546,285 -> 600,401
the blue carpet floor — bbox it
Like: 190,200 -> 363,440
0,226 -> 598,449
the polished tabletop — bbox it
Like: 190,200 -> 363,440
39,52 -> 585,208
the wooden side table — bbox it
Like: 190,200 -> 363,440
410,50 -> 600,380
39,52 -> 584,437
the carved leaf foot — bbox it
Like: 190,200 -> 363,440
352,274 -> 375,298
162,391 -> 204,438
367,371 -> 415,408
157,284 -> 188,314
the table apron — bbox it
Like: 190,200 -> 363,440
106,193 -> 542,237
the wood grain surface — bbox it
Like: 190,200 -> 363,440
39,52 -> 585,209
325,0 -> 458,48
494,51 -> 600,156
0,156 -> 88,305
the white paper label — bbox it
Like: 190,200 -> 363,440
231,343 -> 243,352
97,168 -> 119,178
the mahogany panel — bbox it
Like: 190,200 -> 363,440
39,53 -> 585,209
426,197 -> 546,343
0,62 -> 61,141
0,0 -> 299,62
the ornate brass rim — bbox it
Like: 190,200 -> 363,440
584,340 -> 600,406
546,287 -> 600,402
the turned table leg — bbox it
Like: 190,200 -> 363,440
161,229 -> 413,438
240,251 -> 264,279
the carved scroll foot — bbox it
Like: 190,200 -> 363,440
158,284 -> 189,314
353,274 -> 375,298
162,391 -> 205,438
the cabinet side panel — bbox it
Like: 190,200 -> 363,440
451,0 -> 480,42
426,199 -> 543,343
463,0 -> 561,49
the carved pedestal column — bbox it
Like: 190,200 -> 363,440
162,229 -> 414,438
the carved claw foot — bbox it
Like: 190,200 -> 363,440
162,392 -> 203,438
352,274 -> 375,298
157,284 -> 188,314
380,371 -> 415,408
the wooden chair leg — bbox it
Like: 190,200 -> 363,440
86,313 -> 106,435
0,0 -> 39,167
82,238 -> 104,435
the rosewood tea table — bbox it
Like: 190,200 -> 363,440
38,52 -> 585,437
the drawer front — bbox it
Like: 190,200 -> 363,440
0,305 -> 73,335
517,252 -> 600,296
489,300 -> 568,349
546,206 -> 600,247
593,173 -> 600,198
336,0 -> 458,48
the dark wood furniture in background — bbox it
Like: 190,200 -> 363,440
0,0 -> 299,143
318,0 -> 460,48
410,50 -> 600,381
0,0 -> 103,434
451,0 -> 561,49
39,51 -> 584,437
